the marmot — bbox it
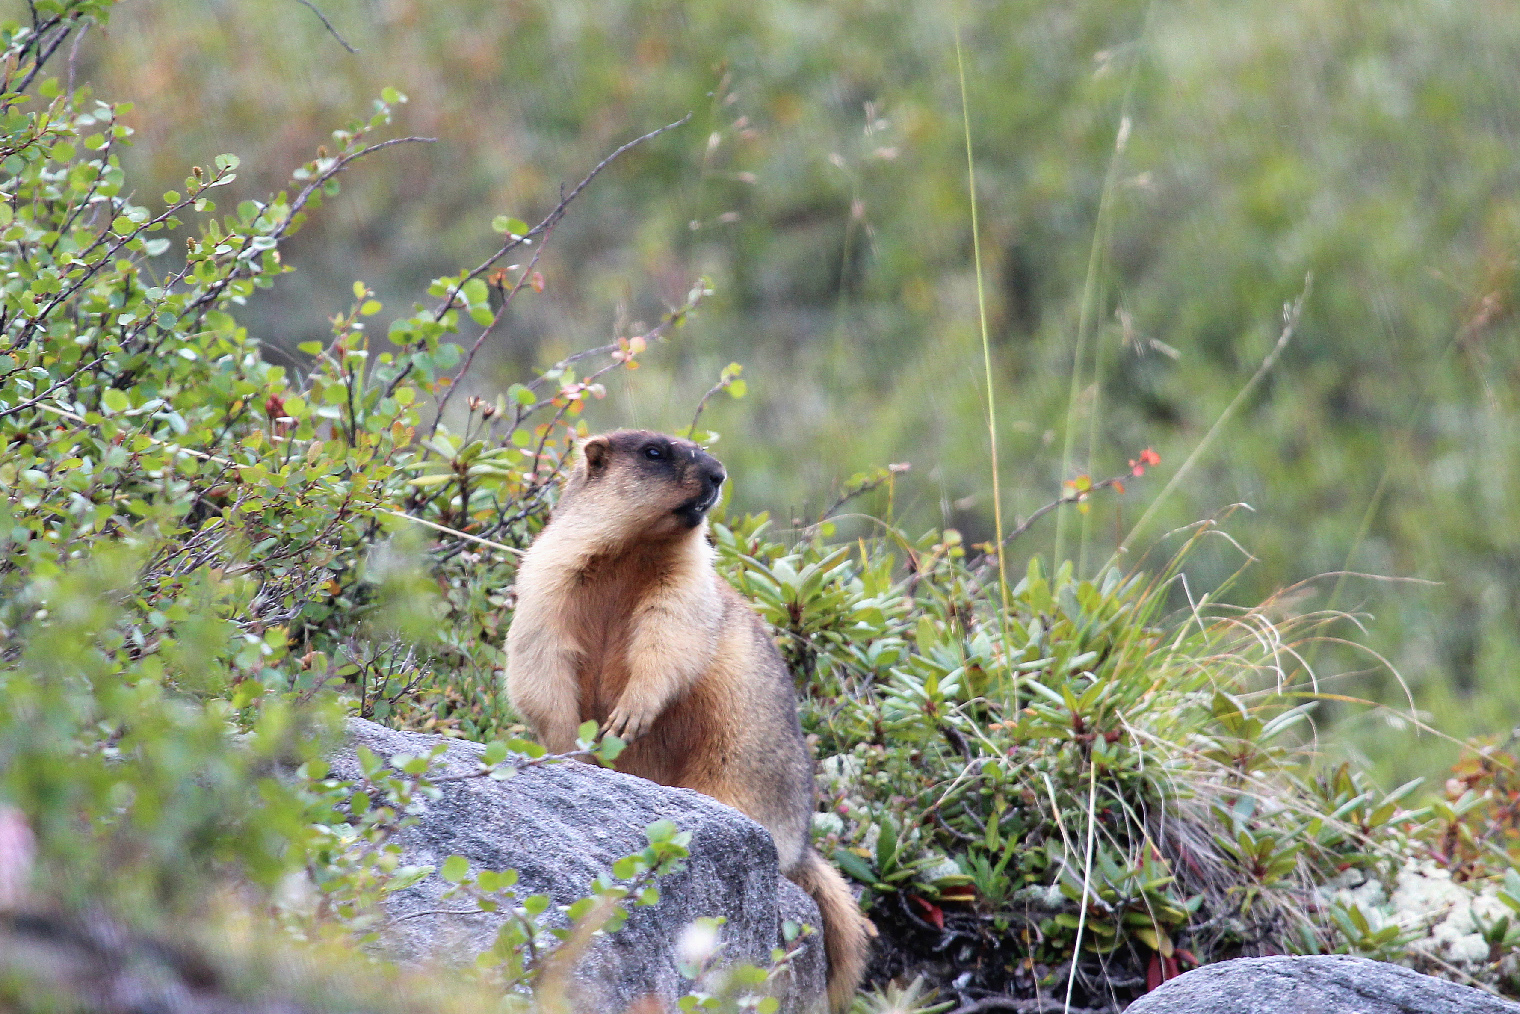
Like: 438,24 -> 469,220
505,429 -> 871,1011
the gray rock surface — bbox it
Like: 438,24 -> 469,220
1124,955 -> 1520,1014
332,718 -> 826,1013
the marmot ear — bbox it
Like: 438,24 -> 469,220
582,435 -> 611,473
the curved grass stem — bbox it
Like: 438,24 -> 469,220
1065,756 -> 1100,1014
954,26 -> 1008,619
1117,274 -> 1311,559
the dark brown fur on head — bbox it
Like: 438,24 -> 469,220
564,430 -> 727,539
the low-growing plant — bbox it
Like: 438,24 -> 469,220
710,506 -> 1495,1005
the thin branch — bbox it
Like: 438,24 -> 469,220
427,221 -> 554,439
684,375 -> 729,438
65,18 -> 87,94
14,16 -> 71,95
291,0 -> 358,53
175,135 -> 435,325
0,353 -> 108,420
382,130 -> 666,402
387,908 -> 486,923
998,472 -> 1134,550
431,114 -> 692,325
283,136 -> 436,240
427,746 -> 599,782
818,464 -> 910,523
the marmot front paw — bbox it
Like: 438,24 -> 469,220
602,699 -> 656,742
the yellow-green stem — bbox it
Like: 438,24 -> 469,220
1117,275 -> 1311,559
1064,756 -> 1099,1014
1056,6 -> 1155,573
955,26 -> 1009,618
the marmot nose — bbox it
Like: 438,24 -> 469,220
705,465 -> 727,488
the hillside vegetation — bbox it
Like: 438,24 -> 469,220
3,2 -> 1520,1012
72,0 -> 1520,781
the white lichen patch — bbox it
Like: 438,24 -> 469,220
1391,862 -> 1508,965
1323,861 -> 1510,968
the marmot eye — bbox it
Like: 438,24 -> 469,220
643,446 -> 664,460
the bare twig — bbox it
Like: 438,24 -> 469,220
386,908 -> 485,923
291,0 -> 358,53
15,16 -> 74,95
818,463 -> 910,524
380,119 -> 696,404
283,137 -> 436,239
518,300 -> 694,483
427,221 -> 555,439
174,135 -> 436,327
685,375 -> 730,438
427,746 -> 599,782
1000,475 -> 1127,549
431,114 -> 692,326
65,18 -> 87,94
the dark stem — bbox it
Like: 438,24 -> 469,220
431,114 -> 692,325
426,221 -> 555,439
291,0 -> 358,53
684,376 -> 727,438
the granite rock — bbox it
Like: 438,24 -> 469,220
332,718 -> 826,1012
1124,955 -> 1520,1014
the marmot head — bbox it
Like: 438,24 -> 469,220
560,429 -> 727,540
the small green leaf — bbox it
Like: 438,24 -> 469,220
491,215 -> 529,236
646,819 -> 679,843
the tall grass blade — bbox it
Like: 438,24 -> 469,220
955,25 -> 1009,618
1057,6 -> 1156,573
1064,756 -> 1100,1014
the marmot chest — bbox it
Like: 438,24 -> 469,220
567,562 -> 667,717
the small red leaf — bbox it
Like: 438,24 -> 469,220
908,894 -> 944,930
1146,952 -> 1183,992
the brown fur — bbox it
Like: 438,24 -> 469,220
505,430 -> 872,1010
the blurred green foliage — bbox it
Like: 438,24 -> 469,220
5,0 -> 1520,1009
68,0 -> 1520,780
